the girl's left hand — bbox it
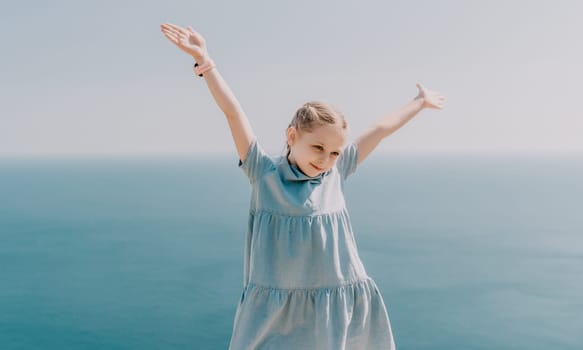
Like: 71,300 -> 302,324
415,83 -> 445,109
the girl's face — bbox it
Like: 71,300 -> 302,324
287,124 -> 347,177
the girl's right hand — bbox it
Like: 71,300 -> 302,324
160,23 -> 209,62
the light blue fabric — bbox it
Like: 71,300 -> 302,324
229,137 -> 396,350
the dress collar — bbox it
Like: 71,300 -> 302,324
280,156 -> 331,184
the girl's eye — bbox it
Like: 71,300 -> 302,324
314,145 -> 340,157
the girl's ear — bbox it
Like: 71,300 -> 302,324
286,127 -> 297,146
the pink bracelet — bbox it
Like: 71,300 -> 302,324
193,59 -> 215,77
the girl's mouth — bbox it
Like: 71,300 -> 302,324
311,163 -> 323,171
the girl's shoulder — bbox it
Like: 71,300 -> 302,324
238,138 -> 276,184
337,141 -> 359,181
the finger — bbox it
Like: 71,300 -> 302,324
162,26 -> 184,41
187,28 -> 205,43
187,25 -> 195,34
162,25 -> 182,37
161,27 -> 178,39
162,30 -> 180,44
416,82 -> 426,90
162,34 -> 178,46
161,23 -> 180,33
165,23 -> 187,35
164,23 -> 186,33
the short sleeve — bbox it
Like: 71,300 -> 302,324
336,141 -> 359,180
238,137 -> 273,184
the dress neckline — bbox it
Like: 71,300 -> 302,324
282,156 -> 331,184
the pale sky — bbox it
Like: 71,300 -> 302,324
1,0 -> 582,156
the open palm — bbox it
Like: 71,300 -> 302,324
415,83 -> 445,109
160,23 -> 208,61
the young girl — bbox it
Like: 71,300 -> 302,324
161,23 -> 445,350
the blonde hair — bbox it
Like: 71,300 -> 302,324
283,101 -> 348,157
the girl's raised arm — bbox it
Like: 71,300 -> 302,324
354,83 -> 445,166
161,23 -> 255,162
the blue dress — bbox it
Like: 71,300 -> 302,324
228,137 -> 396,350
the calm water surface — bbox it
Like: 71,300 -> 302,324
1,154 -> 581,349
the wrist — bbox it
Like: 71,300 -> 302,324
194,54 -> 212,65
193,58 -> 216,77
413,96 -> 426,109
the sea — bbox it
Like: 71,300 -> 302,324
1,153 -> 582,349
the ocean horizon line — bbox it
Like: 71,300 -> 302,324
1,150 -> 582,160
